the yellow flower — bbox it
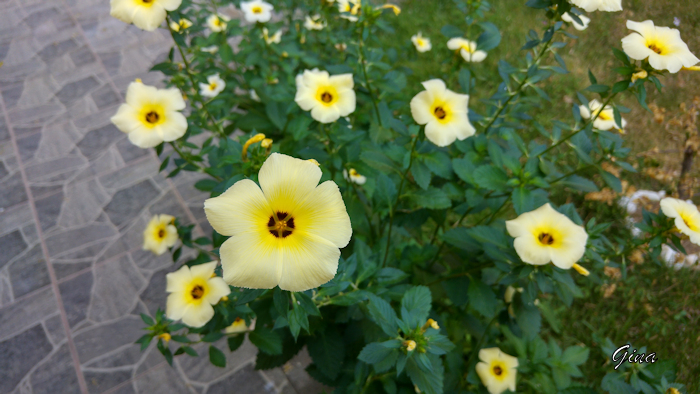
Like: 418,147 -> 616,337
411,32 -> 431,53
569,0 -> 621,12
505,203 -> 588,269
304,15 -> 326,31
447,38 -> 487,62
378,4 -> 400,15
475,348 -> 519,394
143,214 -> 178,255
262,28 -> 283,44
410,79 -> 475,147
660,197 -> 700,245
338,0 -> 360,22
622,20 -> 699,73
424,318 -> 439,330
110,0 -> 182,31
562,12 -> 590,31
207,14 -> 231,32
111,81 -> 187,148
343,168 -> 366,185
224,317 -> 251,334
169,18 -> 193,32
204,153 -> 352,291
165,261 -> 231,327
572,263 -> 590,276
404,340 -> 416,351
241,0 -> 274,23
199,74 -> 226,98
241,133 -> 266,161
295,69 -> 356,124
579,99 -> 626,131
158,333 -> 171,342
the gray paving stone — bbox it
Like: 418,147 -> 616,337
97,51 -> 122,76
77,123 -> 123,159
99,157 -> 159,191
0,204 -> 33,238
0,324 -> 53,393
283,349 -> 328,394
85,344 -> 143,369
0,274 -> 12,307
84,369 -> 132,394
34,190 -> 63,231
70,45 -> 96,66
133,363 -> 192,394
99,215 -> 148,263
91,84 -> 120,110
37,37 -> 79,64
58,268 -> 93,328
73,315 -> 143,364
149,190 -> 193,225
58,179 -> 110,228
8,244 -> 50,298
131,248 -> 172,272
104,180 -> 160,228
25,7 -> 61,29
0,118 -> 8,142
12,125 -> 42,139
0,230 -> 27,270
1,82 -> 23,109
20,222 -> 39,247
25,155 -> 87,183
44,313 -> 66,346
0,172 -> 28,209
55,238 -> 109,261
117,138 -> 149,163
16,132 -> 40,162
88,255 -> 145,322
207,363 -> 272,394
138,266 -> 169,317
30,184 -> 64,199
53,261 -> 92,280
30,344 -> 81,394
45,222 -> 116,256
8,103 -> 63,127
0,160 -> 9,180
55,76 -> 100,106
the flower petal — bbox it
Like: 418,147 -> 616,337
205,277 -> 230,304
181,303 -> 215,327
219,232 -> 283,289
258,153 -> 323,212
204,179 -> 271,237
295,181 -> 352,248
190,261 -> 218,279
277,233 -> 340,291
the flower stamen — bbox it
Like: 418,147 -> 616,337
648,43 -> 663,54
145,111 -> 159,124
191,285 -> 204,299
493,366 -> 502,376
538,232 -> 554,245
321,92 -> 333,103
268,212 -> 296,238
434,107 -> 446,119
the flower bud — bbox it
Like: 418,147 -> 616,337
221,296 -> 229,302
572,263 -> 590,276
261,138 -> 273,148
158,333 -> 171,343
242,133 -> 266,161
403,340 -> 416,351
666,388 -> 680,394
631,69 -> 648,82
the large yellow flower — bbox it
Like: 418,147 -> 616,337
295,69 -> 356,124
203,153 -> 352,292
660,198 -> 700,245
579,99 -> 626,132
165,262 -> 230,327
622,20 -> 700,74
143,214 -> 178,255
110,0 -> 182,31
475,348 -> 519,394
410,79 -> 475,147
111,81 -> 187,148
569,0 -> 621,12
505,203 -> 588,269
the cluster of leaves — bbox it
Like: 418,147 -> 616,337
136,0 -> 690,392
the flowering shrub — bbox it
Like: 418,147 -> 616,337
109,0 -> 700,392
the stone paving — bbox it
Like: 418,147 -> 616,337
0,0 -> 323,393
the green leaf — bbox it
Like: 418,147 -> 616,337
411,189 -> 451,210
183,346 -> 198,357
561,346 -> 589,366
516,305 -> 541,339
228,334 -> 245,352
375,174 -> 397,209
194,179 -> 219,192
411,161 -> 431,190
287,305 -> 309,340
366,294 -> 399,336
202,332 -> 224,343
474,165 -> 509,190
511,187 -> 534,215
287,116 -> 313,141
560,175 -> 598,192
266,101 -> 288,130
586,84 -> 609,93
249,327 -> 283,355
406,355 -> 444,394
140,313 -> 154,326
209,345 -> 226,368
453,158 -> 477,185
476,22 -> 501,51
401,286 -> 432,329
307,328 -> 345,379
599,170 -> 622,192
468,279 -> 498,318
423,151 -> 452,179
358,341 -> 398,364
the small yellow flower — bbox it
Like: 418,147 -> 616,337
631,69 -> 648,82
505,203 -> 588,269
295,69 -> 356,124
666,388 -> 681,394
110,81 -> 187,148
377,4 -> 400,15
622,20 -> 699,73
166,261 -> 231,327
410,79 -> 475,147
338,0 -> 360,22
241,0 -> 274,23
660,198 -> 700,245
110,0 -> 182,31
411,32 -> 432,53
143,214 -> 178,255
225,317 -> 251,334
343,168 -> 366,185
572,263 -> 590,276
475,348 -> 519,394
447,38 -> 487,63
562,12 -> 590,31
204,153 -> 352,291
404,340 -> 416,351
199,74 -> 226,98
579,99 -> 626,131
262,28 -> 283,44
169,18 -> 193,32
207,14 -> 231,32
423,318 -> 439,330
570,0 -> 621,12
304,15 -> 326,30
158,333 -> 171,342
241,133 -> 266,161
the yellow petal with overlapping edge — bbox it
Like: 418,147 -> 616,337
165,261 -> 230,328
660,197 -> 700,245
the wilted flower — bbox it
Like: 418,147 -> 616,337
304,15 -> 326,30
505,203 -> 588,269
562,12 -> 590,31
199,74 -> 226,98
262,27 -> 282,44
621,20 -> 699,73
410,79 -> 475,147
241,0 -> 274,23
143,214 -> 178,255
569,0 -> 622,12
110,80 -> 187,148
411,32 -> 432,53
475,348 -> 519,394
207,14 -> 230,32
660,197 -> 700,245
165,261 -> 230,327
343,168 -> 367,185
110,0 -> 182,31
169,18 -> 192,32
447,38 -> 487,62
579,99 -> 626,132
295,69 -> 356,124
204,153 -> 352,291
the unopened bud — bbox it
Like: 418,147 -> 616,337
242,133 -> 266,161
631,69 -> 648,82
403,340 -> 416,351
282,51 -> 289,58
261,138 -> 273,148
221,296 -> 229,302
572,263 -> 590,276
158,333 -> 171,343
135,78 -> 142,83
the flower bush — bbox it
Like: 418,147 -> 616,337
109,0 -> 700,392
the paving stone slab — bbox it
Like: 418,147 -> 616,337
84,368 -> 133,394
30,344 -> 82,394
73,315 -> 144,364
0,324 -> 53,393
207,363 -> 273,394
8,243 -> 50,298
58,270 -> 93,328
88,255 -> 146,322
0,229 -> 27,270
0,172 -> 28,209
104,180 -> 160,228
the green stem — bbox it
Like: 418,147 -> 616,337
166,16 -> 227,139
358,23 -> 382,126
381,132 -> 420,267
465,314 -> 499,369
